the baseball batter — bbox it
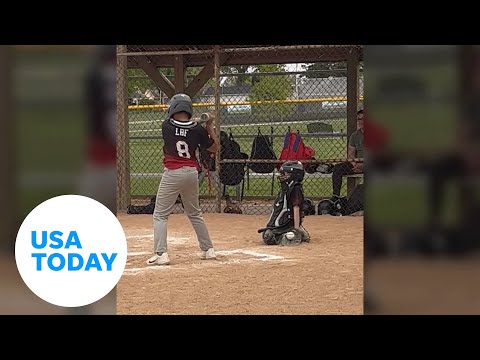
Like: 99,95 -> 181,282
147,94 -> 218,266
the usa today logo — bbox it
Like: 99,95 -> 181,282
15,195 -> 127,308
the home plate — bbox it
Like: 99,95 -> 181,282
216,249 -> 284,262
122,248 -> 286,275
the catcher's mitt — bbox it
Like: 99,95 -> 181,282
279,229 -> 303,246
278,227 -> 311,246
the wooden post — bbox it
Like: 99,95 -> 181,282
135,56 -> 175,99
174,54 -> 186,94
116,45 -> 131,211
185,60 -> 215,98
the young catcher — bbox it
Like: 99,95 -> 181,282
258,160 -> 310,245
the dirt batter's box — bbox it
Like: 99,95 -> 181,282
116,212 -> 363,315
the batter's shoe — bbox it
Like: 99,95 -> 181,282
201,248 -> 217,260
146,253 -> 170,265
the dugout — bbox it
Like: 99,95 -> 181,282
117,45 -> 363,213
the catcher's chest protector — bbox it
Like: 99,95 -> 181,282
266,183 -> 300,230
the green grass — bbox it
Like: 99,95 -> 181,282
127,110 -> 351,197
130,173 -> 353,199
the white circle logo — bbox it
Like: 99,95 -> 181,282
15,195 -> 127,308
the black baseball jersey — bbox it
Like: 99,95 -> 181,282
162,118 -> 214,170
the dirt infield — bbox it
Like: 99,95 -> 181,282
116,213 -> 363,315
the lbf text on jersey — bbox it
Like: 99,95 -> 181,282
175,128 -> 189,137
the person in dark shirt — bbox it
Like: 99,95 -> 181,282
146,94 -> 219,266
331,109 -> 364,197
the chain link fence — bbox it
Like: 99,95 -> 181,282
117,45 -> 364,216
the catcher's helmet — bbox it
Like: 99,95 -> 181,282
317,199 -> 334,215
332,196 -> 348,216
279,160 -> 305,183
318,196 -> 348,216
168,93 -> 193,119
303,198 -> 316,216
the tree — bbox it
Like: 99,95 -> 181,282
221,65 -> 253,86
127,66 -> 210,104
127,68 -> 151,96
249,64 -> 293,118
302,61 -> 365,78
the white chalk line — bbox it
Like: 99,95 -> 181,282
127,234 -> 153,239
127,249 -> 284,260
127,251 -> 150,256
123,266 -> 188,275
123,248 -> 285,275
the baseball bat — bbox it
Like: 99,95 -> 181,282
192,112 -> 215,124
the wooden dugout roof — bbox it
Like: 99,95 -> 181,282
123,45 -> 363,68
119,45 -> 363,99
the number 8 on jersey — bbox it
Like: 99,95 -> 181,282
176,140 -> 191,159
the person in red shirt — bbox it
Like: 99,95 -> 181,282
147,94 -> 219,266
